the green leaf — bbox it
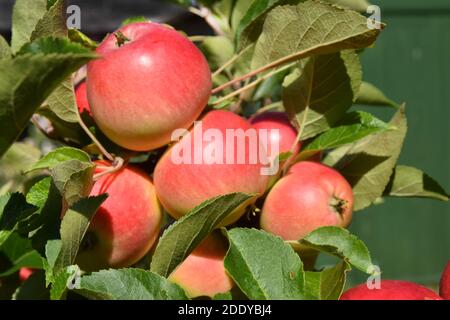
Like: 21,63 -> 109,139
251,0 -> 382,70
0,232 -> 44,277
31,0 -> 67,41
150,193 -> 254,277
213,291 -> 233,300
68,29 -> 98,50
121,16 -> 149,26
27,178 -> 63,255
0,37 -> 96,157
29,147 -> 91,172
201,36 -> 234,70
0,36 -> 11,59
303,111 -> 390,152
224,228 -> 306,300
304,261 -> 350,300
235,0 -> 281,49
53,195 -> 107,271
0,193 -> 38,247
46,78 -> 79,123
298,226 -> 375,274
356,81 -> 399,108
325,0 -> 370,12
0,142 -> 41,195
43,239 -> 62,285
11,0 -> 47,53
324,106 -> 408,211
283,51 -> 362,140
384,165 -> 449,201
74,268 -> 188,300
50,265 -> 80,300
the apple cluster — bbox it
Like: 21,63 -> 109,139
64,22 -> 447,299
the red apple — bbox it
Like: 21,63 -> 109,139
440,260 -> 450,299
76,161 -> 162,271
87,22 -> 212,151
75,80 -> 91,115
154,110 -> 269,226
340,280 -> 443,300
260,161 -> 353,240
249,111 -> 301,159
19,268 -> 35,282
169,233 -> 234,298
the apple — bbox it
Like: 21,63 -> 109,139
249,111 -> 301,159
340,280 -> 443,300
440,260 -> 450,299
75,80 -> 91,115
87,22 -> 212,151
154,110 -> 269,226
169,233 -> 234,298
260,161 -> 353,240
76,161 -> 162,271
18,268 -> 35,282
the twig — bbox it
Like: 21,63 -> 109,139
212,45 -> 253,78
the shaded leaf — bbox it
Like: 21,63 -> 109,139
29,147 -> 91,172
324,106 -> 407,210
304,261 -> 350,300
150,193 -> 254,277
283,51 -> 362,139
11,0 -> 47,53
0,35 -> 11,59
356,81 -> 398,108
384,165 -> 449,201
68,29 -> 98,50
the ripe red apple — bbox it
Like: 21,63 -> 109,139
154,110 -> 269,226
75,80 -> 91,115
340,280 -> 443,300
440,260 -> 450,299
260,161 -> 353,240
19,268 -> 35,282
87,22 -> 212,151
169,233 -> 234,298
76,161 -> 162,271
249,111 -> 301,158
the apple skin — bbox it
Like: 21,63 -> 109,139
340,280 -> 443,300
75,81 -> 91,115
260,161 -> 353,241
440,260 -> 450,299
87,22 -> 212,151
169,233 -> 234,298
154,110 -> 269,226
19,268 -> 35,282
76,161 -> 162,271
249,111 -> 301,158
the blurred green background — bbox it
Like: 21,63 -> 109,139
343,0 -> 450,286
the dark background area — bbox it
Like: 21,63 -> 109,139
0,0 -> 449,287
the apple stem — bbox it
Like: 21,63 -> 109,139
330,196 -> 348,215
77,114 -> 115,162
211,62 -> 295,106
212,45 -> 254,78
93,157 -> 125,181
114,31 -> 130,47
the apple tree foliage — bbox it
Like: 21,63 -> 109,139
0,0 -> 448,300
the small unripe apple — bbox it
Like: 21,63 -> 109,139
75,81 -> 91,115
19,268 -> 35,282
87,22 -> 212,151
154,110 -> 269,226
249,111 -> 301,158
440,260 -> 450,299
76,161 -> 162,271
260,161 -> 353,240
340,280 -> 443,300
169,233 -> 234,298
